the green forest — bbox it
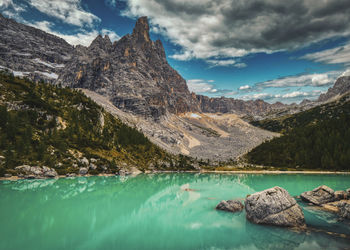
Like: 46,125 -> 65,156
0,71 -> 195,176
247,94 -> 350,170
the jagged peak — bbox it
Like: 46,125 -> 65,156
89,34 -> 112,49
132,16 -> 151,43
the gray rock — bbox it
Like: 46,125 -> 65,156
89,163 -> 97,170
15,165 -> 31,172
300,185 -> 335,205
90,158 -> 97,163
216,200 -> 244,213
30,166 -> 43,175
79,167 -> 88,175
0,155 -> 5,161
118,169 -> 130,176
334,190 -> 347,201
79,157 -> 89,166
44,170 -> 58,178
245,186 -> 305,227
4,174 -> 11,178
338,201 -> 350,219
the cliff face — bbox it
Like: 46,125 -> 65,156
0,13 -> 73,83
196,95 -> 281,116
56,17 -> 199,120
318,76 -> 350,102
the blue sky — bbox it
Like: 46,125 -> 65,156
1,0 -> 350,103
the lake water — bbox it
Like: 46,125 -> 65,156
0,173 -> 350,250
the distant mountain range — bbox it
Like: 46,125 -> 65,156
1,13 -> 350,162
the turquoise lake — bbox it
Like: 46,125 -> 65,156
0,173 -> 350,250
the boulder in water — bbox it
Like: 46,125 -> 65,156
300,185 -> 335,205
245,186 -> 305,228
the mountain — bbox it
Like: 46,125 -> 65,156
0,71 -> 198,177
0,14 -> 279,160
56,17 -> 199,120
318,75 -> 350,102
246,92 -> 350,170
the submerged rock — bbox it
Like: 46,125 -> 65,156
216,200 -> 244,213
245,186 -> 305,228
300,185 -> 335,205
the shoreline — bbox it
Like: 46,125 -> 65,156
1,170 -> 350,181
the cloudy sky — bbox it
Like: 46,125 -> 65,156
1,0 -> 350,103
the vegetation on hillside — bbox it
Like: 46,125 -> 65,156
247,94 -> 350,170
0,71 -> 196,176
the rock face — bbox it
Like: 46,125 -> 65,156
196,95 -> 284,116
245,186 -> 305,227
300,185 -> 335,205
318,76 -> 350,102
216,200 -> 244,213
0,13 -> 73,83
56,16 -> 199,120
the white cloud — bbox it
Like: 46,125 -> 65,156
28,0 -> 100,27
240,90 -> 323,102
101,29 -> 120,42
301,43 -> 350,65
206,59 -> 247,68
239,85 -> 251,90
0,0 -> 12,8
29,21 -> 119,46
256,72 -> 340,89
341,69 -> 350,77
124,0 -> 350,64
187,79 -> 217,93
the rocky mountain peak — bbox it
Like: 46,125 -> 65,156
318,76 -> 350,102
89,34 -> 112,51
132,16 -> 151,44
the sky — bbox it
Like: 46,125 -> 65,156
1,0 -> 350,104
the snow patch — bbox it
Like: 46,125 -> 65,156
33,58 -> 65,68
35,71 -> 58,79
190,113 -> 201,118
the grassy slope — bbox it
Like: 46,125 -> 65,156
0,72 -> 196,176
247,94 -> 350,170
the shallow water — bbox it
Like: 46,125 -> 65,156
0,173 -> 350,250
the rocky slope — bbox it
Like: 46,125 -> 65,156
82,89 -> 277,161
0,13 -> 73,83
0,72 -> 197,177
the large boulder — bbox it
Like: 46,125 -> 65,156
300,185 -> 335,205
245,186 -> 305,228
216,200 -> 244,213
